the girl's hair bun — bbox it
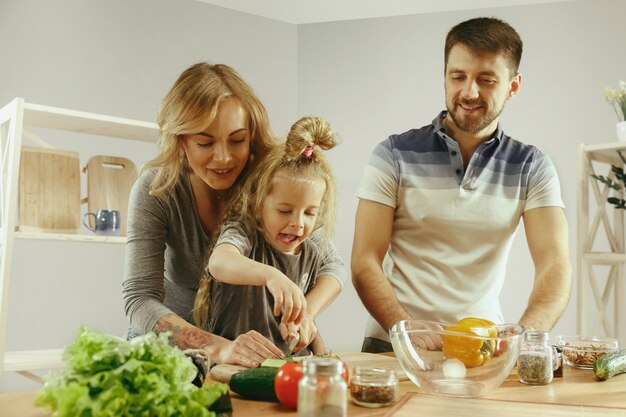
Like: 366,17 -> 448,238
285,117 -> 336,159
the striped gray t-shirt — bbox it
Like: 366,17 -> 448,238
356,111 -> 564,342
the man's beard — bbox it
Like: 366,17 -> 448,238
447,99 -> 505,134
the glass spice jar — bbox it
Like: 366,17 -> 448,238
298,358 -> 347,417
517,330 -> 561,385
350,367 -> 398,408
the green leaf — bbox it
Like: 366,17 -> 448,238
591,174 -> 622,190
607,197 -> 626,209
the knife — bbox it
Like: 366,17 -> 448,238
286,332 -> 301,356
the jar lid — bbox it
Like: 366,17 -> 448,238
524,330 -> 549,342
352,366 -> 398,384
302,358 -> 344,376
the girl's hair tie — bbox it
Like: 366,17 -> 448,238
302,145 -> 315,158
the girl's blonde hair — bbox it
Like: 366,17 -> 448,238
192,116 -> 338,329
143,62 -> 276,197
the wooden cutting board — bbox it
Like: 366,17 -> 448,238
83,155 -> 137,236
209,352 -> 407,384
18,147 -> 81,233
384,392 -> 624,417
210,364 -> 248,383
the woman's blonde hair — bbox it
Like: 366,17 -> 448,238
192,116 -> 338,329
143,62 -> 276,197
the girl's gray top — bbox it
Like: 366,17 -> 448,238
122,168 -> 346,336
210,219 -> 327,354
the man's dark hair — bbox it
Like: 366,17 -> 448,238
445,17 -> 523,76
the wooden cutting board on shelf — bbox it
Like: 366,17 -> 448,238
18,147 -> 81,233
83,155 -> 137,236
209,352 -> 407,384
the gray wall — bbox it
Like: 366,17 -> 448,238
1,0 -> 625,393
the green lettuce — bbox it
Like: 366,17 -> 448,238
34,327 -> 227,417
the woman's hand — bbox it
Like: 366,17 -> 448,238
265,271 -> 307,324
210,330 -> 285,368
155,314 -> 284,368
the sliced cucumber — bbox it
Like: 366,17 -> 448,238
260,358 -> 287,368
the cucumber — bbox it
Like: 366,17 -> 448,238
229,367 -> 279,401
593,349 -> 626,381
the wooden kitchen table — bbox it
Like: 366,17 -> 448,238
1,355 -> 625,416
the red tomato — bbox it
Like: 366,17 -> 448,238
275,362 -> 303,410
274,360 -> 350,410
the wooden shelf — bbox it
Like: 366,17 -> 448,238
14,231 -> 126,244
0,98 -> 150,381
577,142 -> 625,344
581,142 -> 626,164
3,349 -> 64,372
583,252 -> 626,263
22,102 -> 158,142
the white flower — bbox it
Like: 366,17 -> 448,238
605,81 -> 626,122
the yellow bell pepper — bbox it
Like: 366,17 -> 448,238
442,317 -> 498,368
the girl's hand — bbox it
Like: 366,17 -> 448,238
279,315 -> 318,353
211,330 -> 284,367
265,271 -> 307,324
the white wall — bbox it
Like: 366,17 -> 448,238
1,0 -> 625,393
0,0 -> 297,391
299,0 -> 626,351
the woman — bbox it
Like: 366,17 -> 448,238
122,63 -> 345,367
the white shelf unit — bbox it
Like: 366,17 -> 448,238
0,97 -> 158,382
577,142 -> 626,345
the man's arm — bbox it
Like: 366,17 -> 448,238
518,206 -> 572,330
351,199 -> 411,332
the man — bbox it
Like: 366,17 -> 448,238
351,17 -> 572,353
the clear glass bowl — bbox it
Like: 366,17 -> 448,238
553,335 -> 619,369
389,320 -> 524,397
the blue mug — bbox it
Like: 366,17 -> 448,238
83,209 -> 121,236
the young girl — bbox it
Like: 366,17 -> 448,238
192,116 -> 340,355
